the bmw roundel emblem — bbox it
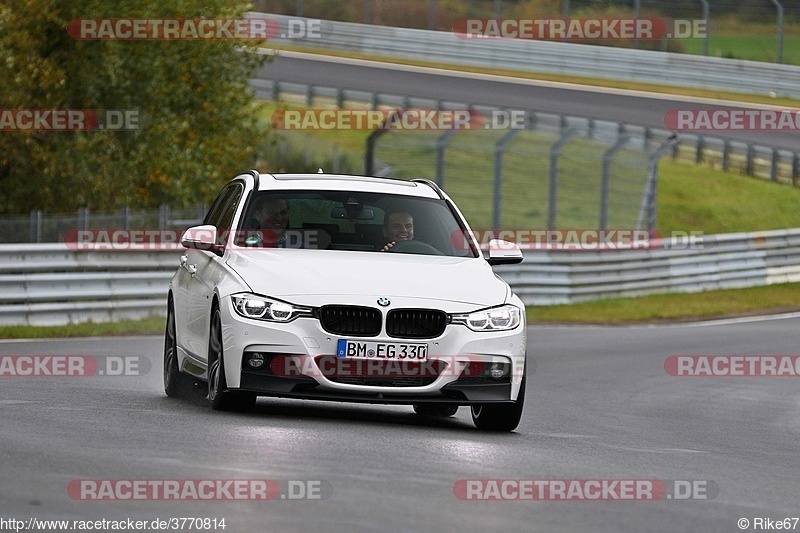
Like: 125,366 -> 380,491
377,297 -> 391,307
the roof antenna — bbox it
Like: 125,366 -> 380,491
317,168 -> 324,174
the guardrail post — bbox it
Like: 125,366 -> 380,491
29,210 -> 42,243
333,145 -> 340,173
158,204 -> 167,230
305,135 -> 313,166
402,96 -> 411,110
587,118 -> 595,140
671,137 -> 679,160
746,143 -> 754,175
696,136 -> 704,164
493,129 -> 521,232
435,129 -> 457,188
771,148 -> 780,181
336,88 -> 344,109
526,110 -> 537,131
600,135 -> 629,230
638,135 -> 678,230
428,0 -> 436,30
769,0 -> 784,63
722,139 -> 730,171
548,128 -> 578,230
793,153 -> 800,186
370,92 -> 379,111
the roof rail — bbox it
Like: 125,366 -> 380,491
410,178 -> 445,200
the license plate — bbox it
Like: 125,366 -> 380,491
336,339 -> 428,361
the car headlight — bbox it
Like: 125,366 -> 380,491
450,305 -> 522,332
231,294 -> 312,322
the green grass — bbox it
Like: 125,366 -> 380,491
680,34 -> 800,66
530,282 -> 800,324
0,315 -> 165,339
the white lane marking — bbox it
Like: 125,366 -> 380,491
0,400 -> 37,405
596,443 -> 709,454
0,335 -> 161,344
532,311 -> 800,330
263,49 -> 799,110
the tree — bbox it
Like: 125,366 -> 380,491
0,0 -> 269,213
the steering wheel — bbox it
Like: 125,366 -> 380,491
386,240 -> 443,255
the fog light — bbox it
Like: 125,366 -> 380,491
247,353 -> 265,369
489,363 -> 506,380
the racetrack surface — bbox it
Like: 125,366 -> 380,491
257,52 -> 800,151
2,318 -> 799,532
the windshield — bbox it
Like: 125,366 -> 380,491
235,190 -> 479,258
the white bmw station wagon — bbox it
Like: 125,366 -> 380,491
164,171 -> 527,431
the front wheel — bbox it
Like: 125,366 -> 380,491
471,372 -> 526,432
207,307 -> 256,412
164,299 -> 195,398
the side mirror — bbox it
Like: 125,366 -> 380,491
487,239 -> 523,266
180,225 -> 222,253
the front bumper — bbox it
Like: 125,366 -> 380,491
219,295 -> 527,405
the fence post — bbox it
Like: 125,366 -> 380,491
493,129 -> 521,232
305,84 -> 314,106
562,0 -> 569,18
722,139 -> 730,171
771,148 -> 780,181
78,207 -> 89,232
638,135 -> 678,230
435,129 -> 457,188
600,135 -> 629,230
769,0 -> 784,64
29,210 -> 42,243
365,111 -> 399,175
633,0 -> 641,49
271,80 -> 279,101
158,205 -> 168,230
696,135 -> 704,164
428,0 -> 436,30
333,145 -> 340,173
494,0 -> 502,18
364,0 -> 372,24
746,143 -> 754,175
548,128 -> 578,230
121,206 -> 130,231
699,0 -> 710,56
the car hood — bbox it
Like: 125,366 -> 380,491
226,249 -> 508,307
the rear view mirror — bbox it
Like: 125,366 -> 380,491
180,225 -> 222,253
330,206 -> 375,220
487,239 -> 523,266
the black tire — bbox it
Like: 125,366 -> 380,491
164,299 -> 195,399
471,372 -> 526,432
207,307 -> 257,412
413,404 -> 459,417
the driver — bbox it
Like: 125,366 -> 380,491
251,197 -> 290,246
381,211 -> 414,251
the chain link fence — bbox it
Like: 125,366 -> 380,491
366,113 -> 672,231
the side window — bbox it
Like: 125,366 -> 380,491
214,185 -> 244,247
204,185 -> 237,228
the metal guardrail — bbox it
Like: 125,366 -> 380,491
0,245 -> 180,326
2,229 -> 800,325
258,13 -> 800,99
251,78 -> 800,186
